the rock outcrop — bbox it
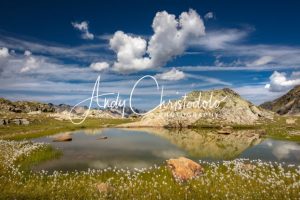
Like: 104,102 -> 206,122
0,118 -> 30,126
0,97 -> 124,120
0,98 -> 55,113
261,85 -> 300,116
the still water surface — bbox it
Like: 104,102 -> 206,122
32,128 -> 300,172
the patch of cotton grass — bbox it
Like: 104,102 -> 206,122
0,140 -> 299,199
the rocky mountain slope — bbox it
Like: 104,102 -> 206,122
0,98 -> 143,116
121,88 -> 274,127
0,98 -> 124,122
0,98 -> 55,113
0,97 -> 145,123
260,85 -> 300,116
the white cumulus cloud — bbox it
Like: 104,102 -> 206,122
0,47 -> 10,58
155,68 -> 185,81
204,12 -> 214,20
109,9 -> 205,73
20,53 -> 42,73
71,21 -> 94,40
109,31 -> 150,72
265,71 -> 300,92
90,62 -> 109,71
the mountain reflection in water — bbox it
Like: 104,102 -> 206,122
32,128 -> 300,172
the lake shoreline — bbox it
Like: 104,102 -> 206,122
1,138 -> 299,199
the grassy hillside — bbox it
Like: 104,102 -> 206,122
0,114 -> 134,140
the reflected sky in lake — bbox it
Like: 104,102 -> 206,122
240,139 -> 300,162
32,128 -> 300,172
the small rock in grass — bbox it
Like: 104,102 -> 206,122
11,119 -> 22,125
96,182 -> 114,193
286,118 -> 296,124
20,118 -> 29,125
241,163 -> 256,171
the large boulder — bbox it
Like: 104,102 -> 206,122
166,157 -> 204,182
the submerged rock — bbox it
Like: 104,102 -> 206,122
217,130 -> 231,135
167,157 -> 204,182
217,125 -> 233,135
96,136 -> 108,140
53,134 -> 72,142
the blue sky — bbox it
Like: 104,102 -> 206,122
0,0 -> 300,109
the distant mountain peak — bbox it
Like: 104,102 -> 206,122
260,85 -> 300,116
121,87 -> 273,127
